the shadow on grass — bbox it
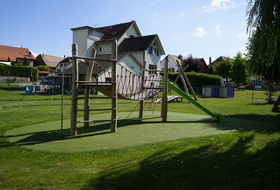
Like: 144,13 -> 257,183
0,86 -> 22,91
82,135 -> 280,190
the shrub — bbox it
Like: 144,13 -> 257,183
6,78 -> 13,86
36,65 -> 50,71
168,72 -> 221,88
0,64 -> 38,81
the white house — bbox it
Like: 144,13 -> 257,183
160,54 -> 210,73
70,21 -> 165,78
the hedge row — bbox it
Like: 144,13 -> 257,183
168,72 -> 221,88
0,64 -> 38,81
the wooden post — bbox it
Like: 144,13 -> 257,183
176,60 -> 198,100
111,40 -> 117,132
83,48 -> 96,128
70,43 -> 78,135
139,60 -> 146,118
161,56 -> 168,122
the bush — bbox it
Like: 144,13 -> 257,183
36,65 -> 50,71
0,64 -> 38,81
168,72 -> 221,88
6,78 -> 13,86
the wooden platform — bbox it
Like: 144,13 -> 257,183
79,84 -> 161,101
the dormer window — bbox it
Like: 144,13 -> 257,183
148,43 -> 159,56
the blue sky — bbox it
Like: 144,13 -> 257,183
1,0 -> 248,64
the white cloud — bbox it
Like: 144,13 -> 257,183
194,27 -> 208,37
230,46 -> 247,54
215,24 -> 222,35
179,12 -> 184,17
31,51 -> 39,57
237,32 -> 247,38
238,46 -> 247,54
203,0 -> 235,12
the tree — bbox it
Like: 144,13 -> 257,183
36,65 -> 50,71
181,54 -> 201,72
246,0 -> 280,82
230,52 -> 251,86
213,57 -> 231,85
24,57 -> 28,66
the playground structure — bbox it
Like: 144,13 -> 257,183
70,41 -> 223,135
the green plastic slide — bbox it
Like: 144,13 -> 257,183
168,81 -> 224,122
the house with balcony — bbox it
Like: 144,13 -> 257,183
67,21 -> 165,81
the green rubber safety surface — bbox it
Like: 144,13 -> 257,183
5,111 -> 275,153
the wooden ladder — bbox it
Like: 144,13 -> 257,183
70,41 -> 117,135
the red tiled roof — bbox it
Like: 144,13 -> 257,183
38,71 -> 50,74
0,45 -> 36,62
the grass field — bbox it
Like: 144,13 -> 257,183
0,82 -> 280,189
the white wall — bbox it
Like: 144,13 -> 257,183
160,55 -> 179,72
96,42 -> 112,55
72,29 -> 89,57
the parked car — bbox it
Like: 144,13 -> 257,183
39,80 -> 60,87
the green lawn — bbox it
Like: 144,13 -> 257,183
0,82 -> 280,190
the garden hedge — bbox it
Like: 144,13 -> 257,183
0,64 -> 38,81
168,72 -> 221,88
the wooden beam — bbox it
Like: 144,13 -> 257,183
70,43 -> 78,136
176,60 -> 198,101
161,56 -> 168,122
111,40 -> 117,132
83,48 -> 96,128
139,60 -> 146,119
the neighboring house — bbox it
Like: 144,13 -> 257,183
35,53 -> 64,71
0,45 -> 36,66
209,56 -> 230,73
70,21 -> 165,79
160,54 -> 209,74
55,57 -> 72,73
210,56 -> 232,86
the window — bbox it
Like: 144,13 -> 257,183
99,47 -> 102,52
149,64 -> 157,74
169,68 -> 175,73
60,63 -> 63,67
148,43 -> 159,56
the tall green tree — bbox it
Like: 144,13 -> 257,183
247,0 -> 280,82
230,52 -> 251,86
213,58 -> 231,85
